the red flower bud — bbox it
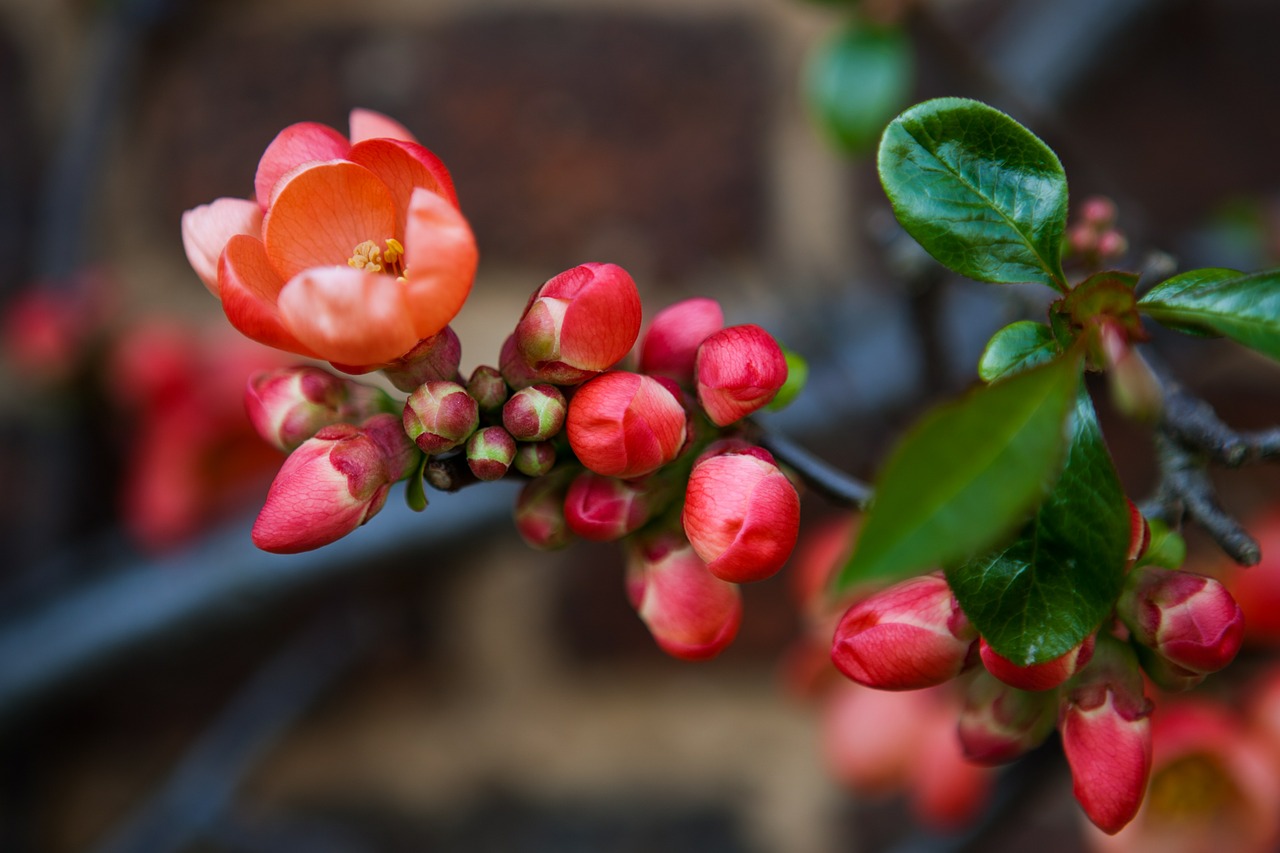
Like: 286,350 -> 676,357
1126,499 -> 1150,566
466,425 -> 517,481
564,472 -> 655,541
980,634 -> 1095,692
514,441 -> 557,478
830,572 -> 977,691
1119,566 -> 1245,675
638,297 -> 724,384
514,468 -> 575,550
694,324 -> 788,426
466,364 -> 508,414
681,447 -> 800,583
402,380 -> 479,454
251,415 -> 411,553
502,383 -> 567,442
499,333 -> 541,391
380,326 -> 462,392
1060,636 -> 1153,835
958,672 -> 1057,766
566,372 -> 687,479
514,262 -> 642,384
245,365 -> 392,452
626,534 -> 741,661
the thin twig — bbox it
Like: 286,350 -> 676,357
755,430 -> 873,510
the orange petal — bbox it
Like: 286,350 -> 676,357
181,197 -> 262,295
348,138 -> 459,228
402,187 -> 479,339
262,161 -> 398,279
253,122 -> 350,209
219,235 -> 317,357
349,108 -> 418,144
277,266 -> 421,366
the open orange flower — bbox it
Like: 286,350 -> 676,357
181,109 -> 478,370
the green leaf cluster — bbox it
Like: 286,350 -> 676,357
1139,267 -> 1280,361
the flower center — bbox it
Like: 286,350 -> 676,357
1146,753 -> 1241,821
348,238 -> 406,279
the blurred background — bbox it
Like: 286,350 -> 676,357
0,0 -> 1278,851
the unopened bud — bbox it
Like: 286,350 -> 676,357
980,634 -> 1095,692
466,425 -> 516,481
499,333 -> 541,391
627,533 -> 741,661
1126,499 -> 1150,566
958,672 -> 1057,765
566,372 -> 687,479
564,472 -> 656,541
514,441 -> 557,477
831,572 -> 978,691
1101,323 -> 1163,423
514,262 -> 642,384
694,324 -> 789,426
245,365 -> 394,452
403,380 -> 479,454
381,327 -> 462,392
466,364 -> 508,415
1097,229 -> 1129,260
502,383 -> 567,441
638,297 -> 725,384
1118,566 -> 1244,675
1080,196 -> 1118,229
682,446 -> 800,583
514,467 -> 575,550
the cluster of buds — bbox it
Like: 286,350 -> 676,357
828,504 -> 1247,835
1067,196 -> 1129,265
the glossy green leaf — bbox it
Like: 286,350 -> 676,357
405,454 -> 428,512
878,98 -> 1069,290
834,353 -> 1080,593
978,321 -> 1059,382
1136,518 -> 1187,570
1139,267 -> 1280,359
805,22 -> 912,155
947,392 -> 1130,664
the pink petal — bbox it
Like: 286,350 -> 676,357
262,161 -> 399,280
253,122 -> 350,209
218,235 -> 317,357
349,108 -> 418,144
401,187 -> 478,339
181,198 -> 263,295
348,138 -> 459,221
277,266 -> 421,367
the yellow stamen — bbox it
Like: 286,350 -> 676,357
347,238 -> 407,277
1146,754 -> 1241,821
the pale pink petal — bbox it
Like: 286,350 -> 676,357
348,138 -> 459,222
218,235 -> 317,357
349,108 -> 418,144
253,122 -> 350,209
401,187 -> 478,338
277,266 -> 421,367
181,198 -> 262,295
262,161 -> 398,279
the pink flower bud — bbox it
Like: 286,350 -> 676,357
245,365 -> 392,452
626,534 -> 741,661
694,324 -> 788,426
1080,196 -> 1118,228
638,297 -> 725,384
564,472 -> 655,541
958,672 -> 1057,765
466,364 -> 508,414
466,425 -> 516,481
514,262 -> 642,384
502,383 -> 567,442
980,634 -> 1095,692
499,333 -> 541,391
682,447 -> 800,583
1119,566 -> 1245,675
251,417 -> 404,553
566,372 -> 687,479
1060,636 -> 1153,835
380,327 -> 462,392
514,441 -> 557,477
830,572 -> 977,690
514,468 -> 575,550
1097,229 -> 1129,260
1101,323 -> 1163,424
403,380 -> 479,454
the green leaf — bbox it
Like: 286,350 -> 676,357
947,392 -> 1130,664
768,347 -> 809,411
405,454 -> 428,512
834,352 -> 1080,593
1136,518 -> 1187,570
878,98 -> 1069,290
1139,267 -> 1280,359
978,321 -> 1059,382
805,22 -> 913,155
